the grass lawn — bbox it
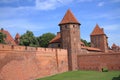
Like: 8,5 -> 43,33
36,70 -> 120,80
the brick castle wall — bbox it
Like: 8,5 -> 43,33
77,53 -> 120,71
0,44 -> 120,80
0,44 -> 68,80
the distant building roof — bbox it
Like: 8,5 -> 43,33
80,41 -> 85,45
59,9 -> 80,25
91,24 -> 105,36
81,46 -> 102,52
15,33 -> 20,39
49,32 -> 61,43
49,32 -> 101,52
112,43 -> 117,48
0,29 -> 16,45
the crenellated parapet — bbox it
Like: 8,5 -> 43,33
0,44 -> 67,53
0,43 -> 68,80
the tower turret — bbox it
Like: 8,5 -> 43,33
15,33 -> 20,45
59,9 -> 81,70
90,24 -> 108,53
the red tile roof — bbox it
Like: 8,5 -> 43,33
91,24 -> 105,35
49,33 -> 101,52
59,9 -> 80,25
49,32 -> 61,43
81,46 -> 102,52
15,33 -> 20,39
112,43 -> 117,48
0,29 -> 16,45
80,41 -> 85,45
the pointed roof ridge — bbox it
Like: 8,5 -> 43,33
49,32 -> 61,43
91,24 -> 105,35
15,33 -> 20,39
112,43 -> 117,47
0,29 -> 16,45
59,9 -> 80,25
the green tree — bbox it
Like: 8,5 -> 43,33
37,33 -> 55,47
0,32 -> 6,44
19,30 -> 39,47
81,39 -> 91,47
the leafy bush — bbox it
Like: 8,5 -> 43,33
112,75 -> 120,80
102,67 -> 108,72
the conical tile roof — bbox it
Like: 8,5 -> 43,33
91,24 -> 105,35
15,33 -> 20,39
59,9 -> 80,25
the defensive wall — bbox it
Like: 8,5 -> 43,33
0,44 -> 68,80
0,44 -> 120,80
77,52 -> 120,71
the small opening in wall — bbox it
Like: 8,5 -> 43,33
65,25 -> 67,29
25,46 -> 27,50
61,61 -> 64,64
2,45 -> 4,48
11,45 -> 14,49
58,44 -> 60,48
36,47 -> 38,50
73,25 -> 75,28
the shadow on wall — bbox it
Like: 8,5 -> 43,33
112,75 -> 120,80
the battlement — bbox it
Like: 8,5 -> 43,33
0,44 -> 36,51
0,44 -> 67,53
0,44 -> 68,80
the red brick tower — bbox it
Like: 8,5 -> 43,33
90,24 -> 108,53
15,33 -> 20,45
59,9 -> 81,70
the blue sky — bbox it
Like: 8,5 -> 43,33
0,0 -> 120,47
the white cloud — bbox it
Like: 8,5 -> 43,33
35,0 -> 58,10
0,0 -> 18,3
102,24 -> 119,31
78,0 -> 93,2
107,33 -> 120,47
98,2 -> 105,7
57,0 -> 73,5
0,0 -> 73,10
89,8 -> 120,20
0,19 -> 45,34
110,0 -> 120,3
0,18 -> 47,37
35,0 -> 73,10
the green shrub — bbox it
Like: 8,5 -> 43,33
102,67 -> 108,72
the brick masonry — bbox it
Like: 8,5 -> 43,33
77,53 -> 120,71
0,44 -> 68,80
0,9 -> 120,80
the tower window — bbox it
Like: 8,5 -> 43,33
73,25 -> 75,28
58,44 -> 60,47
65,25 -> 67,29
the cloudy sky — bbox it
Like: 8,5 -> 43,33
0,0 -> 120,47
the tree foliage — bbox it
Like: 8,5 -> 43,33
81,39 -> 91,47
19,30 -> 39,47
19,31 -> 55,47
0,32 -> 6,44
37,33 -> 55,47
